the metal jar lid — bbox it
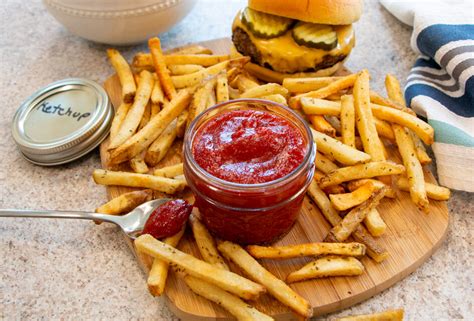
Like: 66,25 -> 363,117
12,78 -> 113,166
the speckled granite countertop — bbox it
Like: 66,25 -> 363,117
0,0 -> 472,320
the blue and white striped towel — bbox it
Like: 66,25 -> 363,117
381,0 -> 474,192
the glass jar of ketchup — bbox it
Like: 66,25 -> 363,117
184,99 -> 316,244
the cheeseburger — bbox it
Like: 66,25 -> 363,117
231,0 -> 362,82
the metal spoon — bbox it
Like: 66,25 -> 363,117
0,198 -> 171,240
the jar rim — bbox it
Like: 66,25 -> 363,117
184,98 -> 316,191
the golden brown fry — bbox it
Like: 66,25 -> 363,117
206,88 -> 217,109
95,189 -> 152,215
170,45 -> 213,55
311,128 -> 371,166
409,130 -> 432,164
92,169 -> 185,194
326,188 -> 387,242
370,90 -> 412,113
289,74 -> 357,109
153,163 -> 184,178
309,115 -> 337,137
130,152 -> 149,174
396,177 -> 450,201
315,152 -> 339,174
150,103 -> 160,117
353,70 -> 385,162
240,83 -> 288,99
301,97 -> 341,116
282,76 -> 343,93
109,90 -> 192,165
108,70 -> 154,149
187,77 -> 217,128
364,209 -> 386,237
231,74 -> 260,92
151,74 -> 165,105
329,182 -> 379,211
109,102 -> 132,142
370,103 -> 434,145
286,256 -> 364,283
138,103 -> 151,131
135,234 -> 266,300
176,109 -> 189,138
147,227 -> 185,296
149,37 -> 176,100
340,95 -> 356,148
247,242 -> 366,259
145,120 -> 177,166
393,125 -> 429,212
216,70 -> 230,103
107,48 -> 136,103
218,241 -> 312,318
319,161 -> 405,188
184,276 -> 274,321
190,214 -> 229,270
347,179 -> 395,198
336,309 -> 404,321
374,117 -> 395,141
261,94 -> 288,106
165,54 -> 230,66
168,64 -> 205,75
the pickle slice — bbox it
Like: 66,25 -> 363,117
242,7 -> 293,39
292,22 -> 338,50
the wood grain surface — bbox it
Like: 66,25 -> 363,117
100,38 -> 449,321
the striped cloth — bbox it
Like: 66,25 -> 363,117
381,0 -> 474,192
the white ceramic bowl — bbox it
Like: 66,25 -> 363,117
43,0 -> 197,45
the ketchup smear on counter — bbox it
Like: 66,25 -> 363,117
192,110 -> 306,184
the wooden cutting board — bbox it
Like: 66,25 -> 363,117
100,38 -> 449,321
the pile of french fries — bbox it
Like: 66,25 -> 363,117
92,37 -> 451,320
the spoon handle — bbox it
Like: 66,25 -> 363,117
0,209 -> 121,225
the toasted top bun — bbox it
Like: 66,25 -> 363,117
248,0 -> 363,25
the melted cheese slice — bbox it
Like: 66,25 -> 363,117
232,11 -> 354,73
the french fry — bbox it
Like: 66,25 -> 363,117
247,242 -> 366,259
134,234 -> 266,300
393,125 -> 429,212
171,45 -> 213,55
145,120 -> 177,166
95,189 -> 152,215
311,128 -> 371,165
289,74 -> 357,109
329,182 -> 379,211
171,57 -> 249,89
168,64 -> 205,75
315,152 -> 339,174
218,241 -> 312,318
147,227 -> 185,296
286,256 -> 364,283
151,74 -> 164,105
150,103 -> 160,117
353,70 -> 385,161
319,161 -> 405,188
409,130 -> 432,164
369,90 -> 411,113
347,179 -> 395,198
109,102 -> 131,142
240,83 -> 288,99
326,188 -> 387,242
206,88 -> 217,109
364,209 -> 386,237
187,77 -> 217,128
149,37 -> 176,100
396,177 -> 450,201
336,309 -> 404,321
108,70 -> 154,149
165,54 -> 230,66
216,70 -> 229,103
153,163 -> 183,178
306,179 -> 389,262
315,171 -> 346,194
340,95 -> 356,148
374,117 -> 395,141
92,169 -> 185,194
184,276 -> 274,321
107,48 -> 136,103
370,103 -> 434,145
109,90 -> 192,165
139,103 -> 152,130
130,152 -> 149,174
309,115 -> 337,137
282,76 -> 343,93
231,74 -> 260,92
176,109 -> 189,138
301,97 -> 341,116
190,214 -> 229,270
261,94 -> 288,106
